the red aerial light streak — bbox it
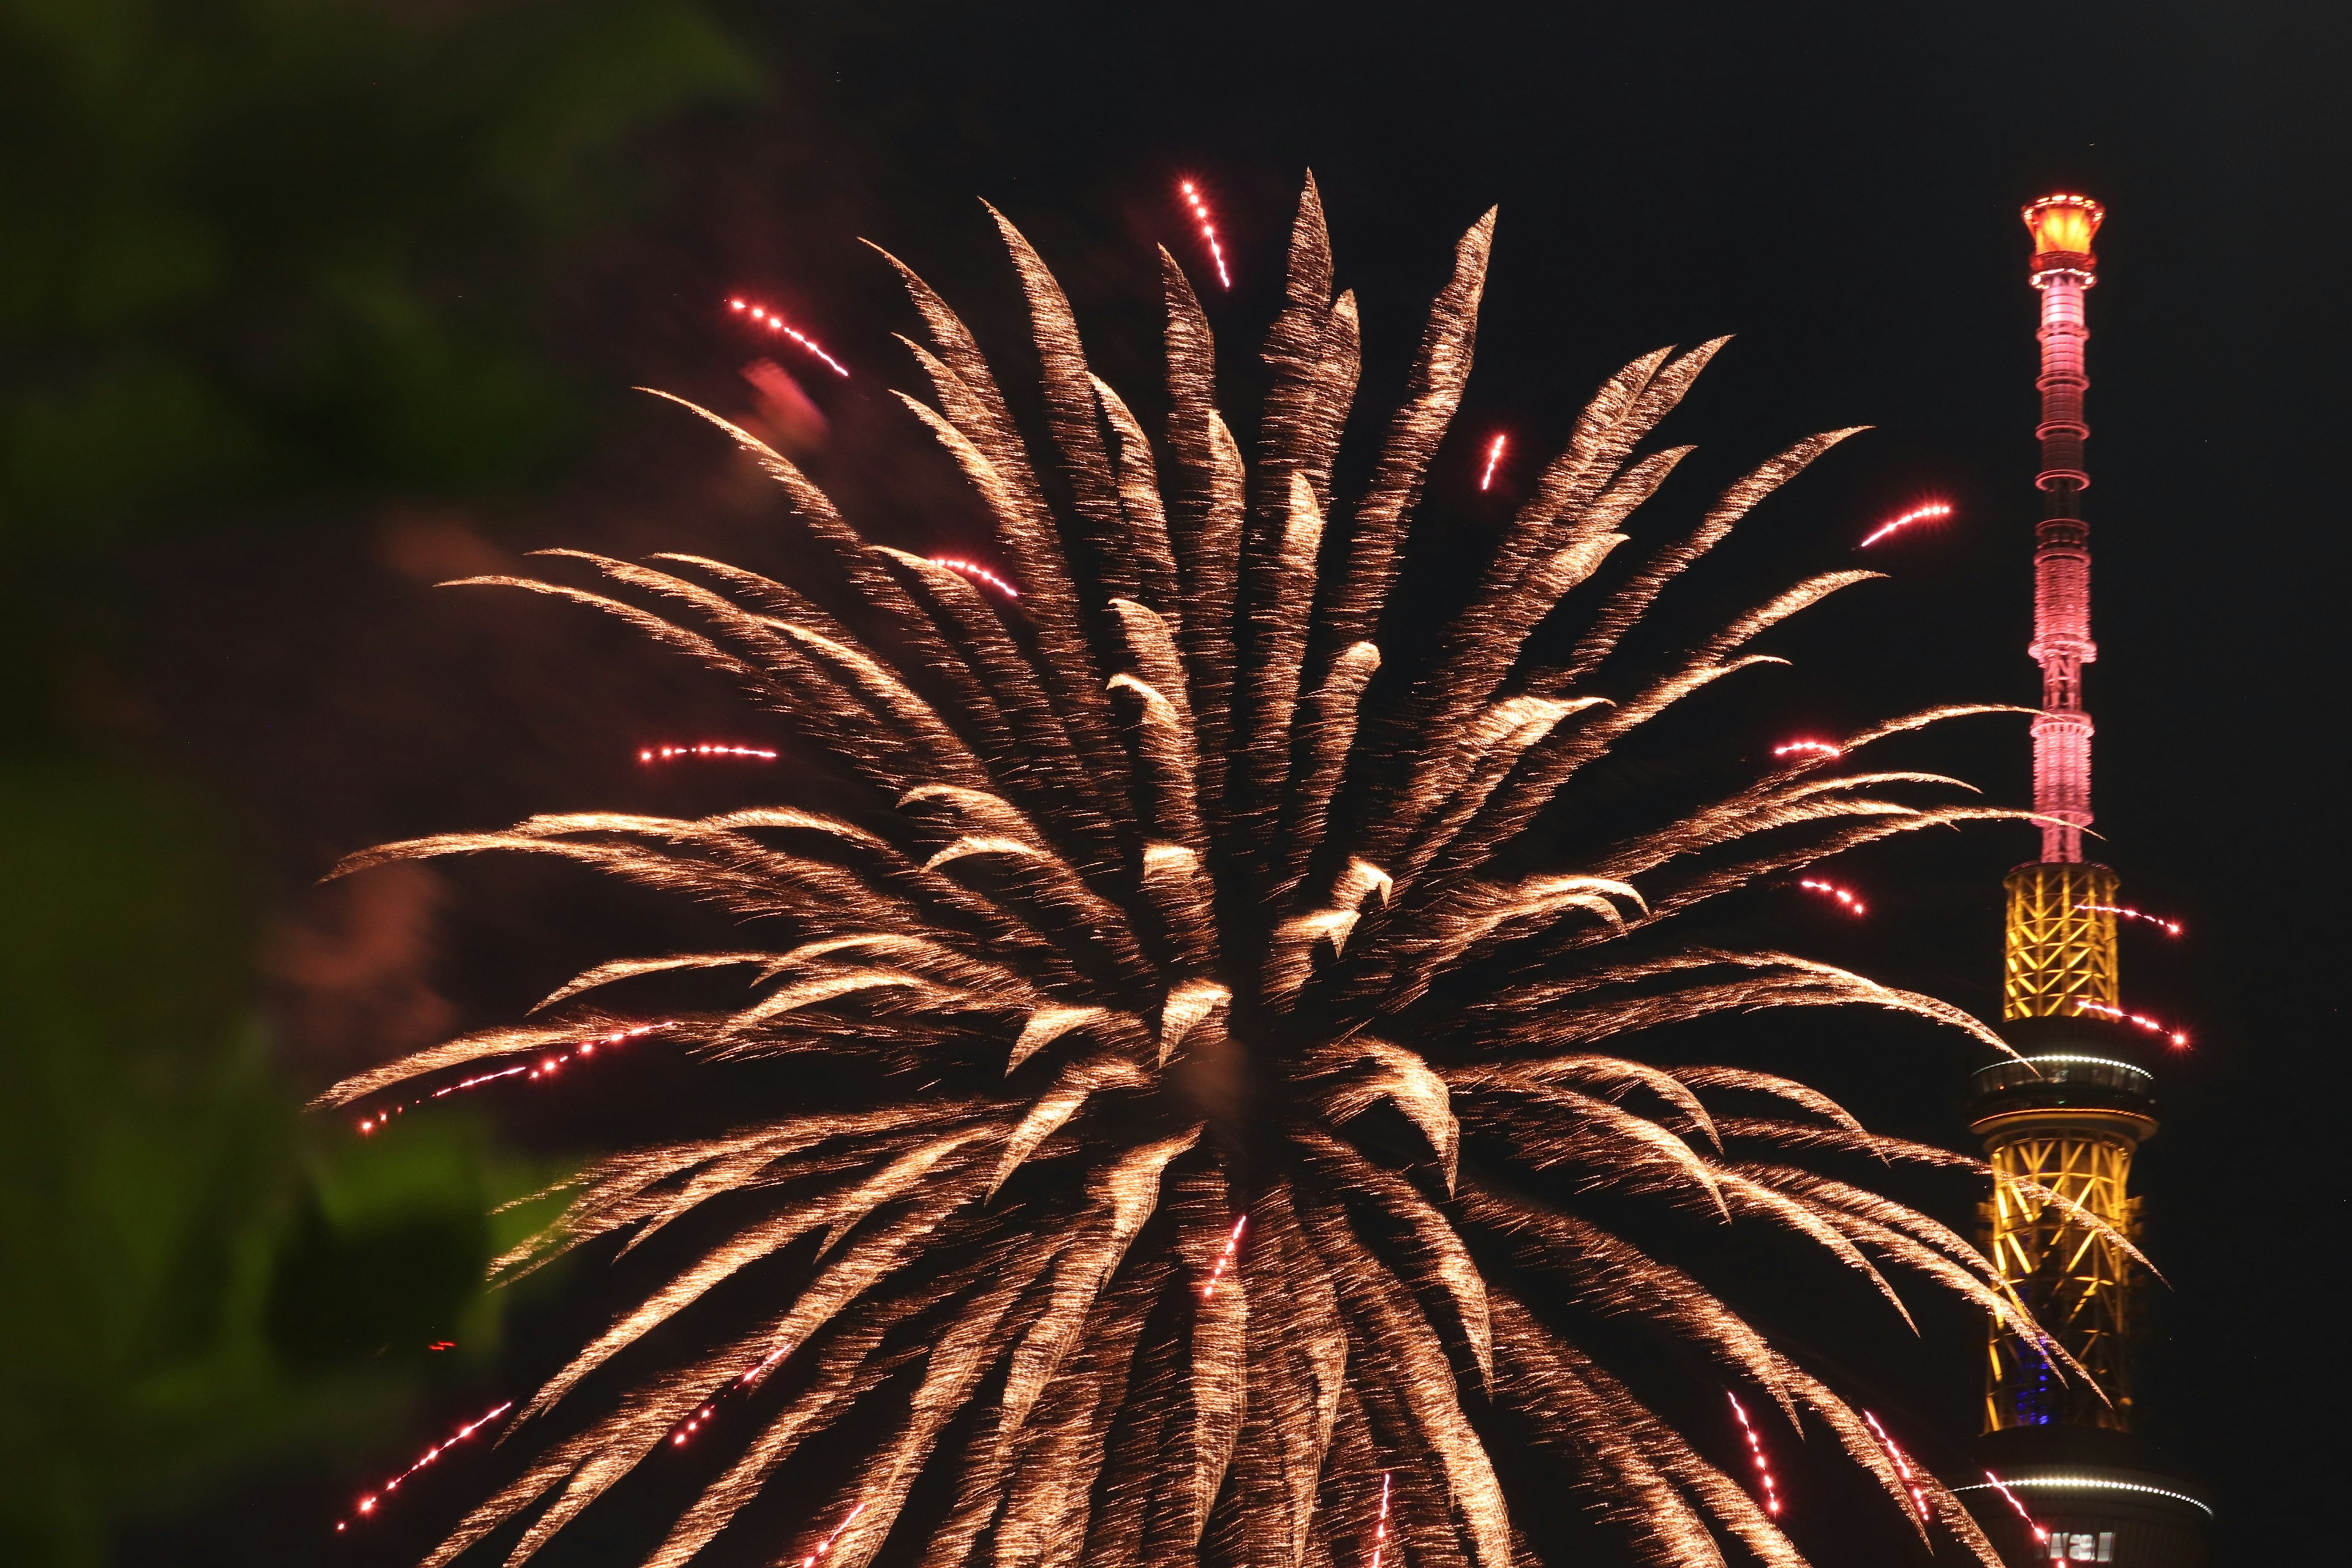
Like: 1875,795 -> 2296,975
800,1502 -> 869,1568
930,557 -> 1020,599
1861,1411 -> 1931,1525
1773,739 -> 1844,761
1479,434 -> 1508,491
355,1023 -> 668,1134
1200,1216 -> 1246,1300
335,1401 -> 513,1532
639,743 -> 778,763
1859,501 -> 1953,549
1367,1472 -> 1392,1568
2073,1000 -> 2190,1048
727,298 -> 850,377
1983,1470 -> 2051,1547
1178,180 -> 1233,289
1727,1392 -> 1782,1517
1799,878 -> 1866,916
671,1344 -> 794,1446
2075,902 -> 2183,936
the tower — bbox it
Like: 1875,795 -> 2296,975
1953,197 -> 2211,1567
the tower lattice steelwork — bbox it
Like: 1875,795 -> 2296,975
1954,195 -> 2212,1568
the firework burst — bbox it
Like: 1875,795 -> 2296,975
317,177 -> 2062,1568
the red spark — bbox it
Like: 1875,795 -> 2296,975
638,743 -> 779,763
930,557 -> 1021,599
801,1502 -> 869,1568
1984,1470 -> 2051,1545
1178,180 -> 1233,289
1773,739 -> 1845,761
1728,1392 -> 1782,1517
1862,1411 -> 1931,1524
2073,1000 -> 2190,1048
1367,1471 -> 1392,1568
2075,902 -> 2183,937
1479,433 -> 1508,491
1858,501 -> 1953,549
355,1024 -> 668,1134
727,298 -> 850,377
426,1341 -> 456,1351
670,1344 -> 794,1447
1200,1216 -> 1246,1301
335,1401 -> 512,1532
1798,878 -> 1867,916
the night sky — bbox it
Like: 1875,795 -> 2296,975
151,2 -> 2345,1562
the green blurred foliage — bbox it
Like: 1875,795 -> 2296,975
0,0 -> 761,548
0,1 -> 766,1559
0,760 -> 571,1562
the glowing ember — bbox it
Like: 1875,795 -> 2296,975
1858,502 -> 1953,549
801,1501 -> 869,1568
335,1401 -> 513,1532
1367,1471 -> 1392,1568
1478,433 -> 1508,491
728,298 -> 850,377
1861,1411 -> 1930,1523
930,556 -> 1021,599
1727,1391 -> 1782,1516
356,1025 -> 668,1133
2075,902 -> 2182,937
639,744 -> 779,763
671,1344 -> 795,1446
1200,1215 -> 1246,1300
2072,1000 -> 2188,1047
1984,1469 -> 2051,1545
1773,739 -> 1844,761
1798,878 -> 1866,916
1178,180 -> 1233,289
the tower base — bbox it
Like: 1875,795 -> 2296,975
1959,1428 -> 2212,1567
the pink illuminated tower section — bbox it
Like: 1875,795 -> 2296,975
2022,195 -> 2105,862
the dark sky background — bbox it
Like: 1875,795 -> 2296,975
146,1 -> 2346,1562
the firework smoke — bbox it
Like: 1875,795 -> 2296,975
319,176 -> 2049,1568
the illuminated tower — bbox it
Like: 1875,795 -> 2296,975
1954,195 -> 2211,1568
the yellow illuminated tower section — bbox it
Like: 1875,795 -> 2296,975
1955,195 -> 2211,1568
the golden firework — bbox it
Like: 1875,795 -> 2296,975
318,177 -> 2073,1568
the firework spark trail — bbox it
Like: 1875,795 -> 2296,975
1858,502 -> 1953,548
799,1501 -> 869,1568
320,178 -> 2041,1568
355,1025 -> 666,1133
1178,179 -> 1233,288
1368,1471 -> 1392,1568
1983,1469 -> 2050,1545
1773,739 -> 1844,760
2076,902 -> 2182,936
671,1346 -> 795,1446
1727,1392 -> 1781,1517
2073,1000 -> 2188,1047
336,1402 -> 513,1532
1199,1215 -> 1246,1300
728,298 -> 851,377
927,557 -> 1021,599
1861,1412 -> 1929,1524
640,744 -> 779,763
1478,433 -> 1508,491
1799,878 -> 1868,916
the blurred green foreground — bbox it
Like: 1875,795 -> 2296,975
0,2 -> 764,1558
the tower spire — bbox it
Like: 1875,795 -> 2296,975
2002,197 -> 2122,1028
2024,194 -> 2104,863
